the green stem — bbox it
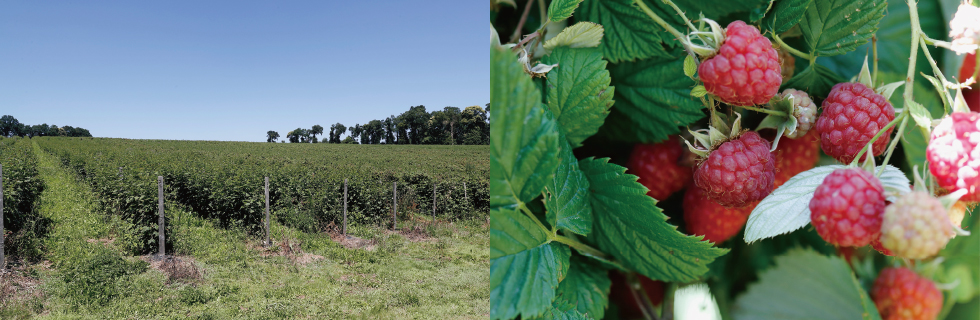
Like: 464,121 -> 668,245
902,0 -> 921,110
537,0 -> 547,27
772,33 -> 813,62
849,112 -> 907,166
741,105 -> 787,117
920,36 -> 955,104
938,292 -> 956,320
519,203 -> 551,234
877,111 -> 909,177
625,273 -> 660,320
660,0 -> 697,32
634,0 -> 688,43
552,234 -> 610,260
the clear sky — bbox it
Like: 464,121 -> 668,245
0,1 -> 487,142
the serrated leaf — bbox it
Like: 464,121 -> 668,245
763,0 -> 814,34
781,63 -> 846,102
549,0 -> 585,22
921,73 -> 952,112
544,22 -> 605,51
875,81 -> 905,100
799,0 -> 886,56
597,55 -> 705,144
732,249 -> 882,320
544,139 -> 594,236
683,55 -> 697,77
491,47 -> 562,209
575,0 -> 680,62
527,298 -> 592,320
490,207 -> 573,319
906,99 -> 932,131
580,157 -> 727,282
691,85 -> 707,97
744,165 -> 910,243
490,241 -> 573,319
555,256 -> 611,319
543,47 -> 615,148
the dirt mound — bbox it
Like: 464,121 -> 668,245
141,255 -> 201,284
0,261 -> 48,308
252,236 -> 325,265
393,224 -> 435,242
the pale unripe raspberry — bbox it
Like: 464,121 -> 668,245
950,2 -> 980,55
880,191 -> 954,259
779,89 -> 817,139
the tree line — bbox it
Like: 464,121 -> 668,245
266,104 -> 489,145
0,115 -> 93,138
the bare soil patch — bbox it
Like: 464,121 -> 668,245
140,255 -> 201,284
251,236 -> 325,265
0,261 -> 48,308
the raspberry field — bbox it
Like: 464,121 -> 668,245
491,0 -> 980,319
0,137 -> 490,318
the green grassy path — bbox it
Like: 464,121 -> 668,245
21,140 -> 489,319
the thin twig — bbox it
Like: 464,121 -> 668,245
510,0 -> 536,43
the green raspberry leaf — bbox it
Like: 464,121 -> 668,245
490,47 -> 561,209
544,22 -> 605,52
490,207 -> 572,319
597,55 -> 704,144
544,139 -> 593,236
543,47 -> 615,148
548,0 -> 584,22
733,249 -> 882,320
555,256 -> 611,319
763,0 -> 813,34
781,63 -> 845,103
744,165 -> 910,243
574,0 -> 680,63
579,157 -> 727,282
527,297 -> 591,320
799,0 -> 886,56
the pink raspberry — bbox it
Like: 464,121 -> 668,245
693,131 -> 775,207
927,112 -> 980,202
627,136 -> 693,201
815,83 -> 896,164
698,21 -> 782,106
809,168 -> 885,247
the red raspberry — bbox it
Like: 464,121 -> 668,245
809,168 -> 885,247
771,131 -> 820,188
694,131 -> 775,207
683,184 -> 755,243
627,136 -> 693,201
698,21 -> 782,106
871,267 -> 942,320
815,83 -> 896,164
927,112 -> 980,202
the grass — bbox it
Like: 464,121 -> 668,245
0,141 -> 489,319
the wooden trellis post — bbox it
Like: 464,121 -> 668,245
343,179 -> 348,236
265,177 -> 270,247
391,181 -> 398,230
432,182 -> 436,221
158,176 -> 165,256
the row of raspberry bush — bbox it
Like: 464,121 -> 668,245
0,137 -> 47,260
37,137 -> 488,253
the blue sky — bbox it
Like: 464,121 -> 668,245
0,1 -> 487,141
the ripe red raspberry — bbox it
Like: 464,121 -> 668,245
698,21 -> 782,106
771,131 -> 820,188
871,267 -> 942,320
627,136 -> 693,201
694,131 -> 775,207
927,112 -> 980,202
809,168 -> 885,247
815,83 -> 896,164
880,191 -> 954,259
683,184 -> 755,243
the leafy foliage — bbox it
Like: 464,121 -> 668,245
780,63 -> 846,102
490,47 -> 561,209
798,0 -> 886,56
763,0 -> 814,34
542,46 -> 615,148
543,139 -> 593,236
598,55 -> 704,144
581,157 -> 727,281
732,249 -> 881,320
575,0 -> 680,63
